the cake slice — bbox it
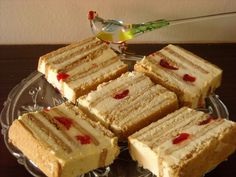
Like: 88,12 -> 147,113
128,107 -> 236,177
134,44 -> 222,108
38,36 -> 128,103
78,71 -> 178,140
8,102 -> 120,177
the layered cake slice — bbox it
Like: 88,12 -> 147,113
38,36 -> 128,103
78,71 -> 178,140
134,44 -> 222,108
8,102 -> 120,177
129,107 -> 236,177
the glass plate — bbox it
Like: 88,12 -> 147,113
0,57 -> 229,177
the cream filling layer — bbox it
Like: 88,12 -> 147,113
46,51 -> 122,96
70,60 -> 125,89
19,104 -> 118,160
67,50 -> 120,88
50,43 -> 107,71
66,48 -> 117,77
56,105 -> 114,143
112,87 -> 176,127
79,72 -> 147,104
129,108 -> 235,177
46,38 -> 101,65
167,44 -> 222,75
52,104 -> 119,166
59,107 -> 110,144
38,39 -> 100,74
19,113 -> 71,157
146,111 -> 205,147
142,57 -> 200,95
79,71 -> 177,134
157,120 -> 234,165
138,44 -> 222,107
160,50 -> 210,85
164,44 -> 222,91
139,58 -> 206,107
89,77 -> 154,118
131,107 -> 192,140
161,47 -> 221,91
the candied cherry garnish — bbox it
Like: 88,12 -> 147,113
198,115 -> 217,125
76,135 -> 91,144
113,89 -> 129,99
172,133 -> 190,144
159,59 -> 178,70
55,117 -> 73,130
57,72 -> 70,81
183,74 -> 196,82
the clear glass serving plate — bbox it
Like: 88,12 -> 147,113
0,57 -> 229,177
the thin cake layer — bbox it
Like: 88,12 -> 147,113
134,44 -> 222,108
8,102 -> 119,177
38,37 -> 128,103
129,107 -> 236,177
78,71 -> 178,139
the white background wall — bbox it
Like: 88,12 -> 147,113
1,0 -> 236,44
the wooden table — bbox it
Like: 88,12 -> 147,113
0,44 -> 236,177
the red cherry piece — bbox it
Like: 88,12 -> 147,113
57,73 -> 69,81
198,117 -> 212,125
113,89 -> 129,99
172,133 -> 190,144
55,117 -> 73,130
88,11 -> 96,20
183,74 -> 196,82
76,135 -> 91,144
198,115 -> 217,125
159,59 -> 178,70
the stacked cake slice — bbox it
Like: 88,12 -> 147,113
78,71 -> 178,139
128,107 -> 236,177
8,102 -> 120,177
38,36 -> 128,103
135,44 -> 222,108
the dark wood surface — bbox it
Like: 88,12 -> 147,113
0,44 -> 236,177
